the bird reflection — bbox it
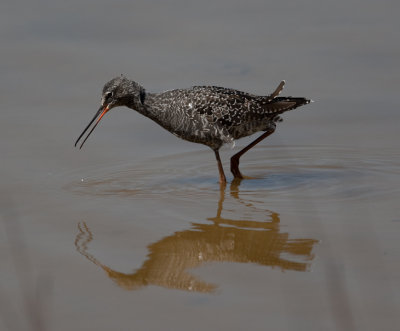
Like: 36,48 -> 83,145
75,180 -> 318,293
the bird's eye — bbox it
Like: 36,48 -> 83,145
105,91 -> 113,100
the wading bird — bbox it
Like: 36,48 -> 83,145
75,76 -> 310,184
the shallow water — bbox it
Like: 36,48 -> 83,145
66,146 -> 400,203
1,0 -> 400,330
67,146 -> 398,296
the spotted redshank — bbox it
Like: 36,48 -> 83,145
75,76 -> 311,184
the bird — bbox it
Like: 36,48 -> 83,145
75,75 -> 311,184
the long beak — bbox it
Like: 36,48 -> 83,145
75,105 -> 110,149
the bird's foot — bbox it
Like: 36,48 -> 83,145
231,157 -> 257,180
230,157 -> 244,179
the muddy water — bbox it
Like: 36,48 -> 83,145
1,0 -> 400,330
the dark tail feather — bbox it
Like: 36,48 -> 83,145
275,97 -> 311,108
261,97 -> 311,116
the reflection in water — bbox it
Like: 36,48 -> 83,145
75,181 -> 318,293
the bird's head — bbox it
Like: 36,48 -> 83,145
75,75 -> 145,149
101,75 -> 146,110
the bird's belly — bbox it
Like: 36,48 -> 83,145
156,110 -> 231,149
230,119 -> 276,140
171,128 -> 224,149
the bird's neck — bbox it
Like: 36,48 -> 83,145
126,92 -> 169,128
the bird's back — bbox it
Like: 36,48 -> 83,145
149,84 -> 310,149
188,86 -> 309,139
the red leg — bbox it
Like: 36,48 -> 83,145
230,129 -> 275,179
214,150 -> 227,185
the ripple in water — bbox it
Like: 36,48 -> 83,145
64,145 -> 400,202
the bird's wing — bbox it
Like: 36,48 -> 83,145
191,86 -> 309,123
190,86 -> 254,127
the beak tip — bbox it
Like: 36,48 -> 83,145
75,105 -> 108,151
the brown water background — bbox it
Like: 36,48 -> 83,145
1,0 -> 400,330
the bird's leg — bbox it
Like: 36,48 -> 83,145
267,80 -> 285,101
230,128 -> 275,179
214,150 -> 227,185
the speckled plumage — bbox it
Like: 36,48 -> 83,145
103,76 -> 309,149
76,75 -> 311,183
